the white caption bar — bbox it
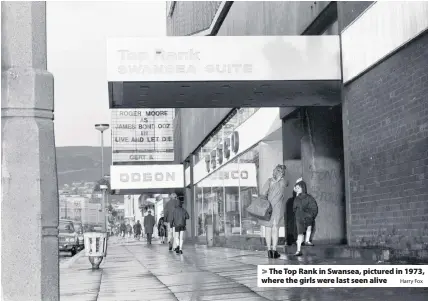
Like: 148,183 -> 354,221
257,265 -> 428,288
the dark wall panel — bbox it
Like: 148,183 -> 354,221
167,1 -> 222,36
173,109 -> 183,164
217,1 -> 331,36
179,108 -> 233,162
337,1 -> 374,31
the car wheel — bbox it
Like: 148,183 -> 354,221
71,248 -> 76,256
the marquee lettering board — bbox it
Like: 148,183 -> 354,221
111,109 -> 175,162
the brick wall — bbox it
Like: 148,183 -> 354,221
343,31 -> 428,256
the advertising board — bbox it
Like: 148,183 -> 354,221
111,108 -> 174,162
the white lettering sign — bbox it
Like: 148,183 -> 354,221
111,165 -> 184,190
197,164 -> 258,188
107,36 -> 341,82
111,108 -> 175,162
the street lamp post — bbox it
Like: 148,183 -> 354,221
95,124 -> 109,233
94,124 -> 109,179
100,185 -> 108,233
85,124 -> 110,270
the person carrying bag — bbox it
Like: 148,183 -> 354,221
246,165 -> 288,259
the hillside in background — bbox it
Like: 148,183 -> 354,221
56,146 -> 112,186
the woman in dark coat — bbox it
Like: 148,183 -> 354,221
293,180 -> 318,256
158,213 -> 166,244
144,211 -> 156,245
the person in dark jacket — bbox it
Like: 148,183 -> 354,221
126,223 -> 132,238
171,199 -> 189,254
144,211 -> 156,244
164,193 -> 179,251
120,222 -> 126,238
158,213 -> 166,244
293,180 -> 318,256
134,220 -> 142,240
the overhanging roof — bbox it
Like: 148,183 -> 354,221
106,36 -> 342,108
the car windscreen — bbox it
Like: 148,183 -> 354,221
59,222 -> 74,233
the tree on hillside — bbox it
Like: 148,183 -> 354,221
93,176 -> 111,193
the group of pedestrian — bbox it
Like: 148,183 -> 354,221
249,164 -> 318,258
161,193 -> 189,254
119,221 -> 132,238
117,211 -> 157,244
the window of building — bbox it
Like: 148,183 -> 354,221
195,185 -> 206,236
224,157 -> 240,235
191,106 -> 284,241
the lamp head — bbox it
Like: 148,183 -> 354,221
95,124 -> 109,132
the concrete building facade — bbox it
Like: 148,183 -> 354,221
167,1 -> 428,259
59,196 -> 103,225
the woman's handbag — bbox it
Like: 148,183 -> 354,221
245,196 -> 273,221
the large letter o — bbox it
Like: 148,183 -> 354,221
231,131 -> 239,154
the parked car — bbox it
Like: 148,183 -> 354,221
73,222 -> 85,250
58,219 -> 80,256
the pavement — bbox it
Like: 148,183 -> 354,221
60,237 -> 428,301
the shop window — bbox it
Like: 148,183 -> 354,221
239,145 -> 261,236
195,185 -> 206,236
224,157 -> 240,235
211,170 -> 225,237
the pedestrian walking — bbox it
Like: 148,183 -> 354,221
126,223 -> 132,243
120,222 -> 126,239
256,165 -> 288,259
144,210 -> 156,244
293,180 -> 318,256
171,199 -> 189,254
158,213 -> 166,244
164,193 -> 180,251
134,220 -> 142,240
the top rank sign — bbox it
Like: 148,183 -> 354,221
111,109 -> 175,162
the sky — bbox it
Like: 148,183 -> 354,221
47,1 -> 166,147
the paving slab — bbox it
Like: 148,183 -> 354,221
60,238 -> 428,301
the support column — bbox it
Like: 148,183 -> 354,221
282,112 -> 304,244
1,2 -> 59,301
301,106 -> 346,244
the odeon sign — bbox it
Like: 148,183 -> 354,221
119,171 -> 176,182
205,131 -> 239,173
111,165 -> 184,189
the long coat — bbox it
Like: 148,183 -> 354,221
134,222 -> 142,235
158,217 -> 166,237
164,198 -> 179,224
293,181 -> 318,234
257,177 -> 288,228
144,215 -> 156,234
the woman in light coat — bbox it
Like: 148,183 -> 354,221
258,165 -> 288,259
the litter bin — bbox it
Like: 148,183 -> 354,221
84,232 -> 108,269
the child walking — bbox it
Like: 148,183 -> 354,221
171,199 -> 189,254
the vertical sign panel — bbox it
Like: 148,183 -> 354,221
111,108 -> 175,162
